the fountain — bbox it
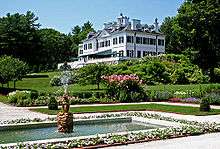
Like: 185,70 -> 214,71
57,62 -> 73,133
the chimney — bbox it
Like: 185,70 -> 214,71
131,19 -> 141,30
154,18 -> 159,33
117,13 -> 129,27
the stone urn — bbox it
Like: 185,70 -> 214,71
57,95 -> 73,133
57,111 -> 73,133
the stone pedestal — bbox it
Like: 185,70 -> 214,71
57,112 -> 73,133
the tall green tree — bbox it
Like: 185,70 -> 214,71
37,28 -> 72,70
160,17 -> 189,54
175,0 -> 220,81
0,11 -> 40,64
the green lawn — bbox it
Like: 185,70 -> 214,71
32,103 -> 220,116
3,71 -> 219,94
4,71 -> 105,93
0,71 -> 219,105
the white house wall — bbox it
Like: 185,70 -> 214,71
125,32 -> 165,55
111,32 -> 127,53
79,31 -> 165,58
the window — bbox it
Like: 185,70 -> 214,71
119,50 -> 124,57
105,40 -> 110,47
80,50 -> 83,54
126,50 -> 129,57
158,39 -> 164,46
119,36 -> 124,44
143,37 -> 149,45
88,43 -> 92,49
130,50 -> 134,57
143,51 -> 147,57
126,50 -> 134,57
136,37 -> 142,44
105,41 -> 108,47
127,36 -> 133,43
137,51 -> 141,58
113,38 -> 118,45
150,38 -> 156,45
99,42 -> 104,48
84,44 -> 87,50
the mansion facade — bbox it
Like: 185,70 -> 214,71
58,14 -> 165,69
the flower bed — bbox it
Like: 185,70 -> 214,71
168,97 -> 200,103
1,112 -> 220,148
102,74 -> 146,102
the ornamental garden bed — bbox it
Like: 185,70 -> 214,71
0,112 -> 220,148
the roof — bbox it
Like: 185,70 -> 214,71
83,14 -> 164,42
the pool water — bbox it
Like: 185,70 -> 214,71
0,120 -> 163,144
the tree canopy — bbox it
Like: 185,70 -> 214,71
161,0 -> 220,81
0,11 -> 40,65
0,11 -> 95,72
0,56 -> 28,88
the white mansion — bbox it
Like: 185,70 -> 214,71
59,14 -> 165,69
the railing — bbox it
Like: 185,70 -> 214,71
86,57 -> 120,64
58,57 -> 130,69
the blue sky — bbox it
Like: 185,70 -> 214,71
0,0 -> 184,34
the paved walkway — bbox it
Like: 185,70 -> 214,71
0,102 -> 52,121
104,132 -> 220,149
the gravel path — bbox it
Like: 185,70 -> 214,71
0,102 -> 51,121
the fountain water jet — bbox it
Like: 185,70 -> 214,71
57,62 -> 73,133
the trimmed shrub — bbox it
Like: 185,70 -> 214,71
48,96 -> 58,110
204,90 -> 220,105
200,98 -> 211,112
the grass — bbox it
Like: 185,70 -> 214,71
2,71 -> 105,93
32,103 -> 220,116
2,71 -> 219,94
0,71 -> 219,105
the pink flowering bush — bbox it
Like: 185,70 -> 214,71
102,74 -> 146,102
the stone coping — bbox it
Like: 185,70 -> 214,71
0,115 -> 186,147
0,117 -> 131,131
